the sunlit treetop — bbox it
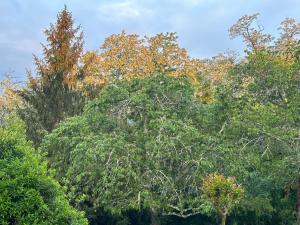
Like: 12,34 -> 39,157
28,5 -> 83,88
276,17 -> 300,61
229,13 -> 273,52
80,31 -> 209,100
230,14 -> 300,63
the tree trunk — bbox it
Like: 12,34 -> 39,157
297,176 -> 300,224
150,208 -> 160,225
221,213 -> 227,225
220,209 -> 227,225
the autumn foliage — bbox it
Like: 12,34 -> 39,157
80,31 -> 211,99
29,5 -> 83,88
0,77 -> 20,111
1,7 -> 300,225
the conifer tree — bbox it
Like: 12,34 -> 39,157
18,6 -> 85,146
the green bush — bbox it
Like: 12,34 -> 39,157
0,115 -> 88,225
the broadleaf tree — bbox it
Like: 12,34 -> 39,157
40,75 -> 222,225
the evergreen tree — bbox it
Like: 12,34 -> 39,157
18,6 -> 85,146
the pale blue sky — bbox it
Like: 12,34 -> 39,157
1,0 -> 300,80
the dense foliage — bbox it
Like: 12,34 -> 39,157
0,116 -> 88,225
40,75 -> 217,224
0,6 -> 299,225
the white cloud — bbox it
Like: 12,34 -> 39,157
98,0 -> 153,20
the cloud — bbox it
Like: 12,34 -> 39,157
97,0 -> 154,21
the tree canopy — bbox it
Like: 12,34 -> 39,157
40,75 -> 218,223
0,6 -> 299,225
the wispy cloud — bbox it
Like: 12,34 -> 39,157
97,0 -> 154,21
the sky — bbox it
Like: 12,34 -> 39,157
1,0 -> 300,80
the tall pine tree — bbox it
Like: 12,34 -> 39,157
18,6 -> 85,146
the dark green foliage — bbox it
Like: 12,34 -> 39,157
212,49 -> 300,224
0,115 -> 88,225
18,73 -> 85,147
17,6 -> 85,147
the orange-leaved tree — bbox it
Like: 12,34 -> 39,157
80,31 -> 215,101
